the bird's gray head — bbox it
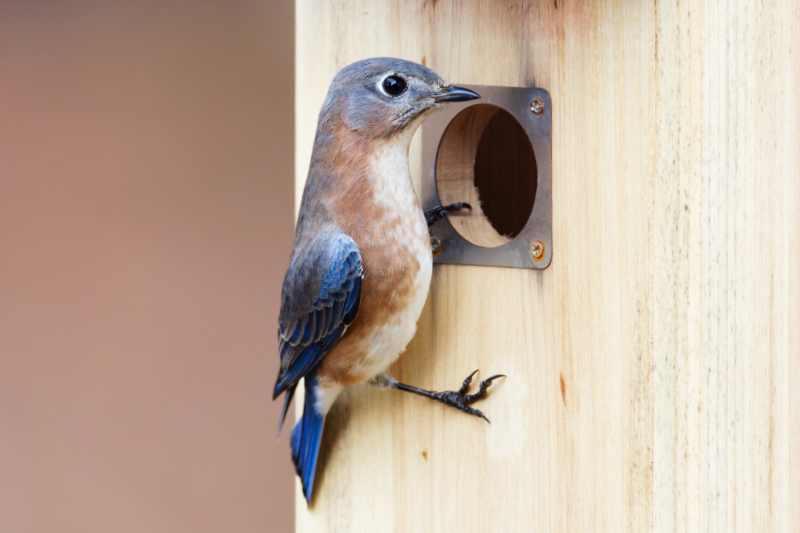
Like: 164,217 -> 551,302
320,57 -> 480,139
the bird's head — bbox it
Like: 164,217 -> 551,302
320,57 -> 480,140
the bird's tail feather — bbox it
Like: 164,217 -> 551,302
291,372 -> 325,504
277,383 -> 297,437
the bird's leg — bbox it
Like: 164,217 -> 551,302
369,370 -> 504,423
424,202 -> 471,228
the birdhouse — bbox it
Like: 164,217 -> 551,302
294,2 -> 800,532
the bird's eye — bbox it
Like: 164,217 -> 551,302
382,75 -> 407,96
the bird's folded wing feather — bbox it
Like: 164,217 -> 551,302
274,230 -> 362,397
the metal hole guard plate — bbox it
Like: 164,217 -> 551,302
421,85 -> 552,269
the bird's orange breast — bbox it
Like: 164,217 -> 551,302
315,137 -> 433,387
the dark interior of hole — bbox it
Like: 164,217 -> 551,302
473,110 -> 537,240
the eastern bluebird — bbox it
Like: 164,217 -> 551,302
274,58 -> 504,503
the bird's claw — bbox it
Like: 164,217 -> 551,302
458,369 -> 480,395
425,202 -> 472,228
436,370 -> 505,423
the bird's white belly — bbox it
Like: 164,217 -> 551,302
355,249 -> 432,379
314,253 -> 430,415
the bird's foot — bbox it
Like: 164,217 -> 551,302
392,370 -> 505,423
425,202 -> 471,228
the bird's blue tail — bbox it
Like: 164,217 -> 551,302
291,372 -> 325,504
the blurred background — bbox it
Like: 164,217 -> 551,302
0,1 -> 295,531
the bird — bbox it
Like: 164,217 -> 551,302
274,57 -> 504,504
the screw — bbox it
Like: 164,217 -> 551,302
531,240 -> 545,261
530,98 -> 544,116
431,236 -> 442,256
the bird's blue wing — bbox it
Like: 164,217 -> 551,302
273,230 -> 362,430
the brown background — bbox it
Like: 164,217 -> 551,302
0,1 -> 295,531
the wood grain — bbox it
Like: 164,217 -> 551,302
295,1 -> 799,531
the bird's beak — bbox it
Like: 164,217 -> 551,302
431,85 -> 481,103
